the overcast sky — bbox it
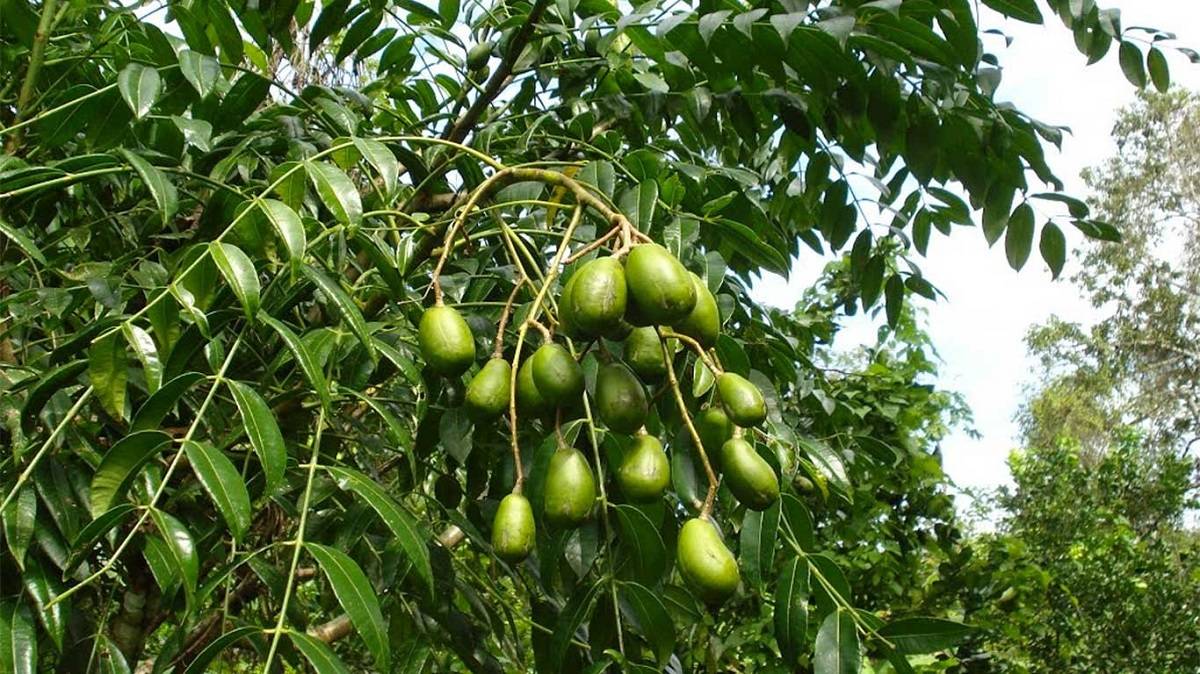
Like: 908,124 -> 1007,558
753,2 -> 1200,507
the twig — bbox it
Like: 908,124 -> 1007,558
6,0 -> 60,153
659,329 -> 723,377
657,327 -> 720,517
563,223 -> 622,264
492,277 -> 526,358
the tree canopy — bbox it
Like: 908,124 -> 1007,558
0,0 -> 1189,672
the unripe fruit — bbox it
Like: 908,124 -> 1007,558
530,343 -> 584,405
672,273 -> 720,347
624,326 -> 668,380
595,362 -> 648,434
617,435 -> 670,502
719,437 -> 780,511
464,358 -> 512,421
492,492 -> 535,562
568,256 -> 627,337
466,40 -> 492,70
624,244 -> 697,324
418,306 -> 476,376
557,272 -> 582,339
543,447 -> 596,528
717,372 -> 767,427
696,406 -> 734,460
516,357 -> 549,415
677,518 -> 739,604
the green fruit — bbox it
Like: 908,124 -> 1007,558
717,372 -> 767,427
595,363 -> 648,434
568,256 -> 627,337
719,438 -> 780,510
543,447 -> 596,528
673,273 -> 720,347
492,493 -> 535,562
624,243 -> 696,324
696,406 -> 734,462
466,40 -> 492,70
624,326 -> 668,380
677,518 -> 740,604
516,357 -> 549,415
557,272 -> 582,339
530,343 -> 584,405
617,435 -> 670,502
465,358 -> 512,421
418,305 -> 476,376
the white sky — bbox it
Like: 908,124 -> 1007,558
752,1 -> 1200,505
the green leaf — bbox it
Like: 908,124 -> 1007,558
23,556 -> 67,651
183,440 -> 251,542
814,608 -> 860,674
692,357 -> 715,398
980,0 -> 1042,23
179,49 -> 222,97
96,634 -> 130,674
89,430 -> 173,517
1004,203 -> 1035,271
217,73 -> 270,127
354,138 -> 400,196
0,600 -> 37,674
878,617 -> 972,654
0,216 -> 47,264
260,315 -> 333,410
618,582 -> 675,666
226,380 -> 286,495
123,324 -> 163,393
149,508 -> 199,603
982,185 -> 1015,247
209,242 -> 260,319
173,116 -> 213,151
775,557 -> 810,664
118,149 -> 178,227
306,543 -> 390,670
740,501 -> 780,588
289,631 -> 352,674
183,626 -> 261,674
1039,222 -> 1067,279
2,486 -> 36,569
325,466 -> 433,591
66,504 -> 136,574
1119,41 -> 1146,88
89,332 -> 128,420
810,554 -> 853,620
884,274 -> 904,329
307,161 -> 363,226
549,579 -> 602,670
20,359 -> 87,433
781,494 -> 815,552
257,199 -> 306,266
612,504 -> 667,584
301,264 -> 374,358
132,371 -> 204,431
117,63 -> 160,119
1148,47 -> 1170,92
438,0 -> 459,28
620,180 -> 658,231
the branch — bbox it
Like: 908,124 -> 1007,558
441,0 -> 551,144
5,0 -> 59,153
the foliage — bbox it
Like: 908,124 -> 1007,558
0,0 -> 1180,671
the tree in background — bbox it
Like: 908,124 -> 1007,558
956,90 -> 1200,674
0,0 -> 1186,672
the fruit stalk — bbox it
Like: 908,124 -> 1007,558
492,277 -> 526,358
656,327 -> 721,517
564,222 -> 623,264
660,329 -> 723,377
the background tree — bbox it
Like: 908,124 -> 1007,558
0,0 -> 1187,672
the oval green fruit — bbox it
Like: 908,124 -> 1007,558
624,326 -> 668,380
624,243 -> 697,324
569,256 -> 627,337
557,272 -> 582,339
595,362 -> 648,434
717,372 -> 766,427
719,437 -> 780,510
464,358 -> 512,421
696,406 -> 734,466
516,357 -> 549,415
617,435 -> 670,502
492,492 -> 535,562
677,518 -> 740,604
418,305 -> 476,376
530,343 -> 583,405
672,273 -> 720,347
543,447 -> 596,528
466,40 -> 492,70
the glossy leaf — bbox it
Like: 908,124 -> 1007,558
0,600 -> 36,674
20,359 -> 87,433
0,216 -> 47,264
123,324 -> 163,392
131,371 -> 204,431
179,49 -> 221,97
354,137 -> 400,195
182,626 -> 260,674
612,504 -> 668,584
183,440 -> 252,541
301,263 -> 375,357
210,242 -> 260,319
548,579 -> 602,670
2,486 -> 36,569
814,608 -> 860,674
878,617 -> 972,654
227,380 -> 286,495
618,582 -> 675,666
67,504 -> 136,573
741,501 -> 780,588
89,430 -> 173,517
1148,47 -> 1170,93
325,466 -> 432,590
149,508 -> 199,602
307,543 -> 390,670
23,557 -> 67,651
1040,222 -> 1067,279
981,0 -> 1042,23
118,149 -> 178,227
89,331 -> 128,420
289,630 -> 352,674
260,314 -> 332,410
117,63 -> 160,119
1119,41 -> 1147,88
775,557 -> 810,664
1005,203 -> 1035,271
306,161 -> 363,225
257,199 -> 307,266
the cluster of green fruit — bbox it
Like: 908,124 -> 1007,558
418,243 -> 780,604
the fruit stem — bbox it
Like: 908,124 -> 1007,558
527,318 -> 552,341
563,223 -> 622,264
656,327 -> 720,518
492,277 -> 526,358
660,329 -> 723,376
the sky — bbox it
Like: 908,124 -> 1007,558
752,2 -> 1200,508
